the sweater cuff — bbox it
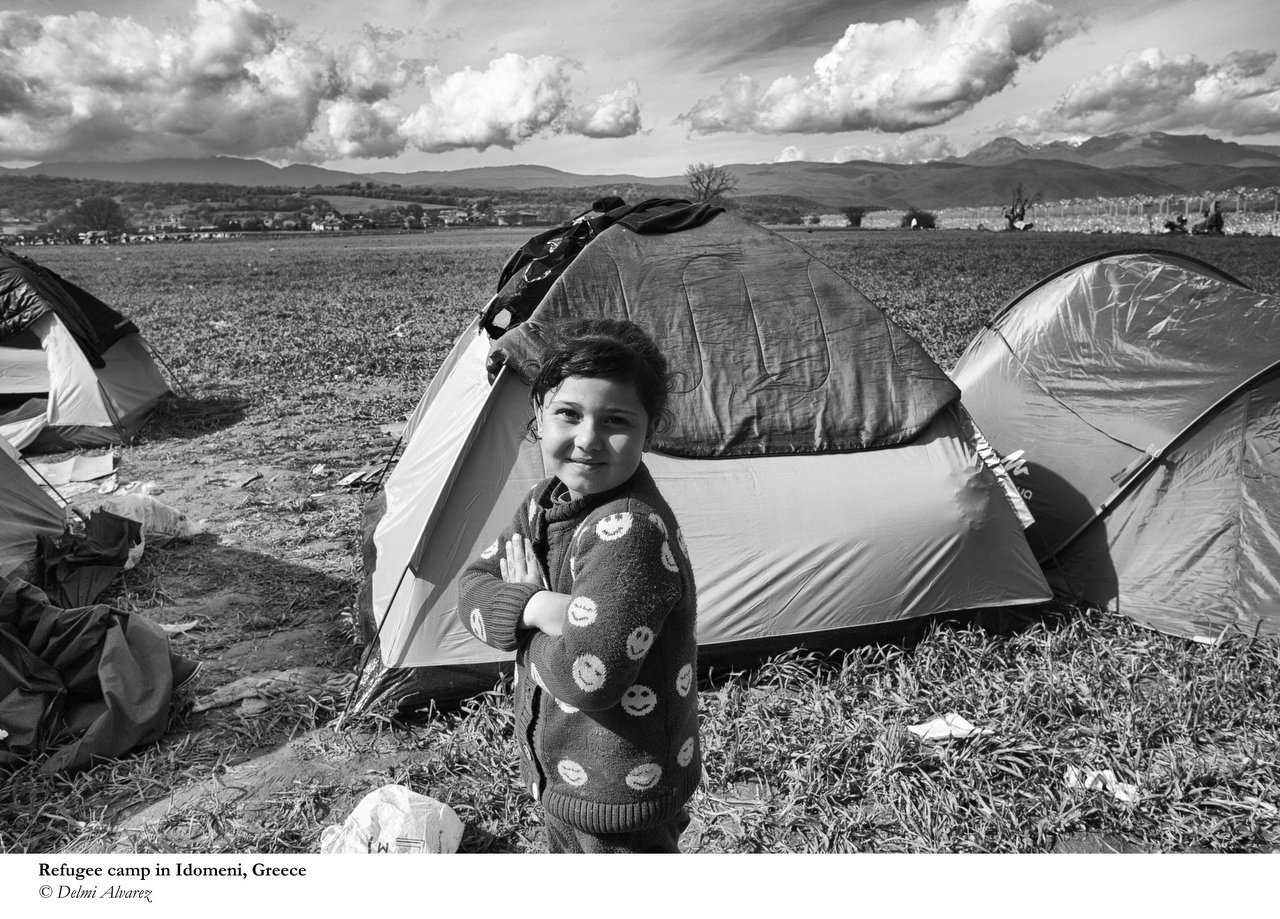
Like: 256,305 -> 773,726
483,582 -> 542,651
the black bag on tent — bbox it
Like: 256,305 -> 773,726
481,198 -> 722,339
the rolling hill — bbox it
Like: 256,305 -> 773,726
7,132 -> 1280,209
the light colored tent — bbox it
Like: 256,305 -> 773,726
1,250 -> 169,451
0,436 -> 64,581
952,249 -> 1280,640
355,208 -> 1050,708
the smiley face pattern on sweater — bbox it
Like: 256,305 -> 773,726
625,626 -> 655,660
595,512 -> 633,541
621,684 -> 657,716
571,653 -> 607,692
566,596 -> 597,627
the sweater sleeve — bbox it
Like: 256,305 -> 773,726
527,503 -> 683,711
456,497 -> 544,652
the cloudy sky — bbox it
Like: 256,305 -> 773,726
2,0 -> 1278,177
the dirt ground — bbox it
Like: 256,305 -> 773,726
52,382 -> 431,852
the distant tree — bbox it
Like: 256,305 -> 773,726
684,162 -> 739,203
841,206 -> 871,227
901,207 -> 937,229
73,196 -> 128,232
1003,182 -> 1041,231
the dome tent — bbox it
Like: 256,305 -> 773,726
353,202 -> 1049,711
0,249 -> 170,452
952,249 -> 1280,640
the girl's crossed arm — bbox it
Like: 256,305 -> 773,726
457,513 -> 547,652
524,507 -> 683,711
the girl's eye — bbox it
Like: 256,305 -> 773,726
555,408 -> 579,420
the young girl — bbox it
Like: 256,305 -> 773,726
457,318 -> 699,853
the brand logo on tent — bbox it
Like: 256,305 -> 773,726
999,449 -> 1035,502
1001,449 -> 1030,477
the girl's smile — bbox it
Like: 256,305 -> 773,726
537,375 -> 652,500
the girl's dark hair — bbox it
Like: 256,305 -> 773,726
527,318 -> 673,436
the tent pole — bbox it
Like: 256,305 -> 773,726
21,457 -> 89,524
142,341 -> 193,399
362,431 -> 405,510
337,562 -> 413,727
94,379 -> 131,445
1045,358 -> 1280,568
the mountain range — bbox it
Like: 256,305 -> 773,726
6,132 -> 1280,209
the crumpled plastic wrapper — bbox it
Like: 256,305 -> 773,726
908,712 -> 993,742
319,784 -> 464,854
1064,766 -> 1139,803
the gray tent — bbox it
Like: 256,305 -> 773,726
952,249 -> 1280,640
0,438 -> 64,581
354,204 -> 1049,708
1,249 -> 169,451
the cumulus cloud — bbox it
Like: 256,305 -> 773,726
1011,48 -> 1280,138
400,55 -> 642,152
678,0 -> 1078,135
833,132 -> 956,163
320,100 -> 407,159
0,0 -> 642,162
561,81 -> 643,139
773,145 -> 809,162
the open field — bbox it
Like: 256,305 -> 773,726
3,227 -> 1280,854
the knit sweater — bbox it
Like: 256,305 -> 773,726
457,463 -> 700,834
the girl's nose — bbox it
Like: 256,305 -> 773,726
575,422 -> 602,450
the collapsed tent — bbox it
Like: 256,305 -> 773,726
0,438 -> 65,582
951,249 -> 1280,640
1,249 -> 170,451
0,573 -> 196,774
355,203 -> 1050,709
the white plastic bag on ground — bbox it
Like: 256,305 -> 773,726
97,493 -> 196,543
319,784 -> 463,854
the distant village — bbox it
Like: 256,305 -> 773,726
0,199 -> 561,246
3,179 -> 1279,246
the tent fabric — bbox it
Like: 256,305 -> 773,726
952,249 -> 1280,639
0,575 -> 179,774
0,252 -> 169,452
493,214 -> 961,458
355,214 -> 1050,708
0,250 -> 138,364
0,447 -> 65,582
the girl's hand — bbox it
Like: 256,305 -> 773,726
500,534 -> 545,588
521,591 -> 569,637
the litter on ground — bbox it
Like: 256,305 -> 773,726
909,712 -> 994,741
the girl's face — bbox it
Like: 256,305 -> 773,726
536,375 -> 652,501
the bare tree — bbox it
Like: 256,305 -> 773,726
1003,182 -> 1042,231
684,162 -> 739,203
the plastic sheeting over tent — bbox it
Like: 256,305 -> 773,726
354,206 -> 1049,709
952,249 -> 1280,640
0,250 -> 170,451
